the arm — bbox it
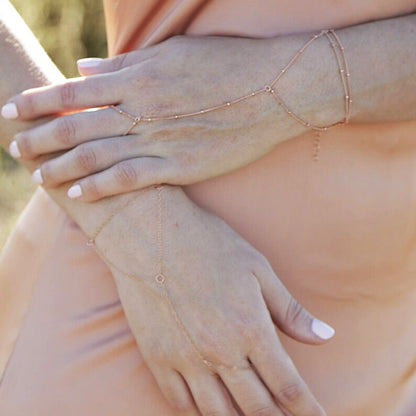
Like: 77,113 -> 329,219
0,2 -> 334,416
5,11 -> 415,201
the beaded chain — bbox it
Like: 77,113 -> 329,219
88,186 -> 250,372
110,29 -> 352,161
89,29 -> 352,372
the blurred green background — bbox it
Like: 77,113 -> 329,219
0,0 -> 107,250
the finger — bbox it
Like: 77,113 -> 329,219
77,46 -> 159,76
249,330 -> 326,416
4,73 -> 124,120
66,157 -> 175,202
184,372 -> 239,416
34,136 -> 162,188
253,269 -> 335,345
150,367 -> 200,416
218,365 -> 285,416
11,107 -> 133,159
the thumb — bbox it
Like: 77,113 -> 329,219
255,269 -> 335,345
77,46 -> 158,76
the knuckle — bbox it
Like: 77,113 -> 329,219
114,161 -> 138,187
166,35 -> 183,46
113,53 -> 129,71
235,313 -> 267,345
74,145 -> 97,172
59,82 -> 76,108
81,178 -> 101,200
163,391 -> 193,413
276,383 -> 304,406
143,341 -> 168,363
23,93 -> 36,115
176,346 -> 199,365
285,297 -> 307,327
255,253 -> 273,274
198,335 -> 230,364
239,323 -> 262,344
55,117 -> 77,146
247,404 -> 275,416
137,63 -> 161,86
40,162 -> 53,185
203,411 -> 224,416
15,132 -> 33,158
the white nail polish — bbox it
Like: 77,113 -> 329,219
68,184 -> 82,199
77,58 -> 103,69
312,319 -> 335,340
32,169 -> 43,185
1,103 -> 19,119
9,141 -> 21,158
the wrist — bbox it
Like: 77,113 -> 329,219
268,32 -> 347,133
91,185 -> 188,278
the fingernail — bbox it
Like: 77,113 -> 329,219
9,141 -> 21,158
68,184 -> 82,199
1,102 -> 19,119
312,319 -> 335,340
32,168 -> 43,185
77,58 -> 103,69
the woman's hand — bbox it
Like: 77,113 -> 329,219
4,34 -> 326,201
98,186 -> 333,416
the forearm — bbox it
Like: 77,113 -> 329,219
1,1 -> 415,212
267,12 -> 416,132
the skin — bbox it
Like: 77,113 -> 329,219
6,15 -> 416,201
1,1 -> 415,414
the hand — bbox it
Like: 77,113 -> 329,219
5,34 -> 315,201
97,186 -> 333,416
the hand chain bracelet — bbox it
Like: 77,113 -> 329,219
110,29 -> 352,162
87,186 -> 250,373
88,29 -> 352,372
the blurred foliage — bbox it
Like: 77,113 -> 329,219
1,1 -> 108,248
1,0 -> 107,168
11,0 -> 107,78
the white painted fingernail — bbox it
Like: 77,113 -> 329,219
77,58 -> 103,69
312,319 -> 335,340
32,168 -> 43,185
1,103 -> 19,119
68,184 -> 82,199
9,141 -> 21,158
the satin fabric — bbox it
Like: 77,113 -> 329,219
1,1 -> 416,415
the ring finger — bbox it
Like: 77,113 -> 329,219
218,365 -> 284,416
12,106 -> 139,159
184,371 -> 240,416
36,135 -> 164,187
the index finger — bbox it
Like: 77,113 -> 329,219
3,73 -> 123,120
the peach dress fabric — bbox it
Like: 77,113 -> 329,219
1,1 -> 416,415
